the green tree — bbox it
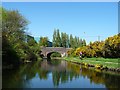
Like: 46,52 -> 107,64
66,34 -> 69,48
2,8 -> 38,66
82,39 -> 86,46
69,34 -> 74,48
61,32 -> 67,47
52,29 -> 61,47
76,37 -> 80,47
2,34 -> 20,66
27,35 -> 37,46
39,37 -> 49,47
56,29 -> 61,47
79,39 -> 83,47
74,36 -> 78,48
2,8 -> 28,44
2,8 -> 24,65
52,29 -> 57,47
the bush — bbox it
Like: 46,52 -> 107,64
74,34 -> 120,58
67,48 -> 77,57
95,64 -> 103,69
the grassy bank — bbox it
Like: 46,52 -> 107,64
63,57 -> 120,70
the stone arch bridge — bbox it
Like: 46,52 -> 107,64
41,47 -> 71,59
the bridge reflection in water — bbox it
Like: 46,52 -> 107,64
40,59 -> 67,72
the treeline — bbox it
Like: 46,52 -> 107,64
2,8 -> 41,67
68,34 -> 120,58
52,29 -> 86,48
37,29 -> 87,48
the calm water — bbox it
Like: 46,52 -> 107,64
2,59 -> 120,89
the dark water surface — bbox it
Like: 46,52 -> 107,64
2,59 -> 120,89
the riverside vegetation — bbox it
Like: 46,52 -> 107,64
2,7 -> 87,68
63,57 -> 120,72
65,33 -> 120,72
2,8 -> 42,68
2,7 -> 120,72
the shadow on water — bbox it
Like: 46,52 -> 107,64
2,59 -> 120,89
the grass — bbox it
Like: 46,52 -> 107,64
63,57 -> 119,69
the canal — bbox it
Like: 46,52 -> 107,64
2,59 -> 120,89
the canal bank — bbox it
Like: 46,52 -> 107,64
63,57 -> 120,72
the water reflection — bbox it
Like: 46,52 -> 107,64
2,59 -> 120,89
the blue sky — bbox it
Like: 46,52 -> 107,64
2,2 -> 118,44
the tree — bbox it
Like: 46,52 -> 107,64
76,37 -> 80,47
53,29 -> 64,47
2,8 -> 38,66
103,34 -> 120,58
2,8 -> 28,44
61,32 -> 67,47
27,35 -> 37,46
82,39 -> 86,46
39,37 -> 49,47
79,39 -> 83,47
75,34 -> 120,58
2,34 -> 20,66
74,36 -> 78,48
66,34 -> 69,48
69,34 -> 74,48
52,29 -> 57,47
56,29 -> 61,47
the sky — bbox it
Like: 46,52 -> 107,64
2,2 -> 118,44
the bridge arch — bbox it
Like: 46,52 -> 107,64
41,47 -> 72,59
47,51 -> 62,59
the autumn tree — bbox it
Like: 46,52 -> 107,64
74,34 -> 120,58
103,34 -> 120,58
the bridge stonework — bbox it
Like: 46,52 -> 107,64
41,47 -> 71,58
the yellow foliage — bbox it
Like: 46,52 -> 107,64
74,34 -> 120,58
95,64 -> 103,69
